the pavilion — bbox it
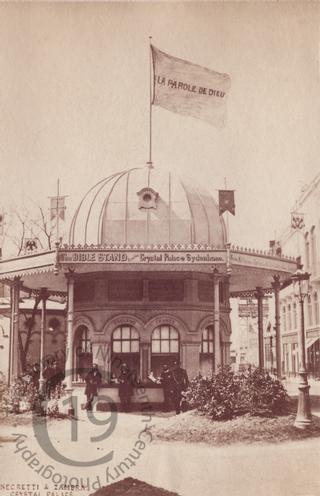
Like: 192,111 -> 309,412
0,166 -> 296,408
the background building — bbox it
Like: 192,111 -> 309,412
278,173 -> 320,378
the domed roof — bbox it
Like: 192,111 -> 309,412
69,167 -> 226,247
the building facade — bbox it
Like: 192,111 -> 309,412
278,173 -> 320,378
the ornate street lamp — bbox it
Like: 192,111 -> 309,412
269,329 -> 274,374
291,269 -> 312,429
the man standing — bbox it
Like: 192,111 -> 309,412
30,363 -> 40,389
171,360 -> 189,415
43,361 -> 55,398
44,360 -> 64,398
160,364 -> 174,412
85,363 -> 102,411
118,363 -> 134,412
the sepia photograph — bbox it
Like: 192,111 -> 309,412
0,2 -> 320,495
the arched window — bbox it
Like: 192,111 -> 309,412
293,302 -> 297,329
314,292 -> 319,326
151,325 -> 180,377
287,304 -> 292,330
200,326 -> 214,375
111,326 -> 140,380
307,295 -> 313,327
79,326 -> 91,352
282,306 -> 287,332
74,325 -> 92,381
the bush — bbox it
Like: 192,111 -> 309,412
185,367 -> 288,420
46,383 -> 68,418
240,368 -> 288,416
1,376 -> 44,415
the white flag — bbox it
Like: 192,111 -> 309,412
151,45 -> 231,127
50,196 -> 66,221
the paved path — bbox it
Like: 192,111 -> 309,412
284,377 -> 320,397
1,407 -> 320,496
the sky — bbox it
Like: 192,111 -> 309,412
0,1 -> 320,254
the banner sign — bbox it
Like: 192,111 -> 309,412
238,303 -> 269,318
58,249 -> 226,265
219,190 -> 235,216
151,45 -> 231,127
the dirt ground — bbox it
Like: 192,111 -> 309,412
151,409 -> 320,445
89,477 -> 180,496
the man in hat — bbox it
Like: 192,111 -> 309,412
171,360 -> 189,415
159,364 -> 174,412
118,363 -> 134,412
84,363 -> 102,411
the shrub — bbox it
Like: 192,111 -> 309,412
46,383 -> 68,418
240,368 -> 288,416
1,376 -> 44,415
185,366 -> 288,420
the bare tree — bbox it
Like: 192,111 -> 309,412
18,295 -> 41,373
4,208 -> 30,256
4,202 -> 55,256
29,204 -> 54,251
3,202 -> 56,372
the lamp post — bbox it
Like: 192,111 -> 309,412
270,331 -> 274,374
291,269 -> 312,429
266,323 -> 274,374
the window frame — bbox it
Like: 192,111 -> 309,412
151,325 -> 180,354
112,325 -> 140,354
200,326 -> 214,355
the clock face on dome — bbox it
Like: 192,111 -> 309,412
136,187 -> 159,210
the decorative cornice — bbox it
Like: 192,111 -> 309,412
60,242 -> 225,251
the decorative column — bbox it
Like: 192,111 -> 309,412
256,287 -> 264,369
212,269 -> 221,373
181,342 -> 201,378
8,285 -> 13,385
140,342 -> 151,382
39,288 -> 48,394
105,341 -> 112,382
10,277 -> 21,382
65,273 -> 75,415
272,275 -> 282,379
226,242 -> 232,274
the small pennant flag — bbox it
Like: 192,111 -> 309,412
219,190 -> 235,216
50,196 -> 66,221
291,212 -> 305,231
151,45 -> 231,127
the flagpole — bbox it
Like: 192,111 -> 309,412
147,36 -> 153,169
56,178 -> 60,243
224,177 -> 230,244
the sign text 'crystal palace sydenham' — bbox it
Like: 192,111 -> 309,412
58,250 -> 226,265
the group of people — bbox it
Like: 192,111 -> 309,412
84,360 -> 189,415
20,360 -> 64,400
84,362 -> 135,412
24,358 -> 189,414
43,360 -> 64,397
153,361 -> 189,414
